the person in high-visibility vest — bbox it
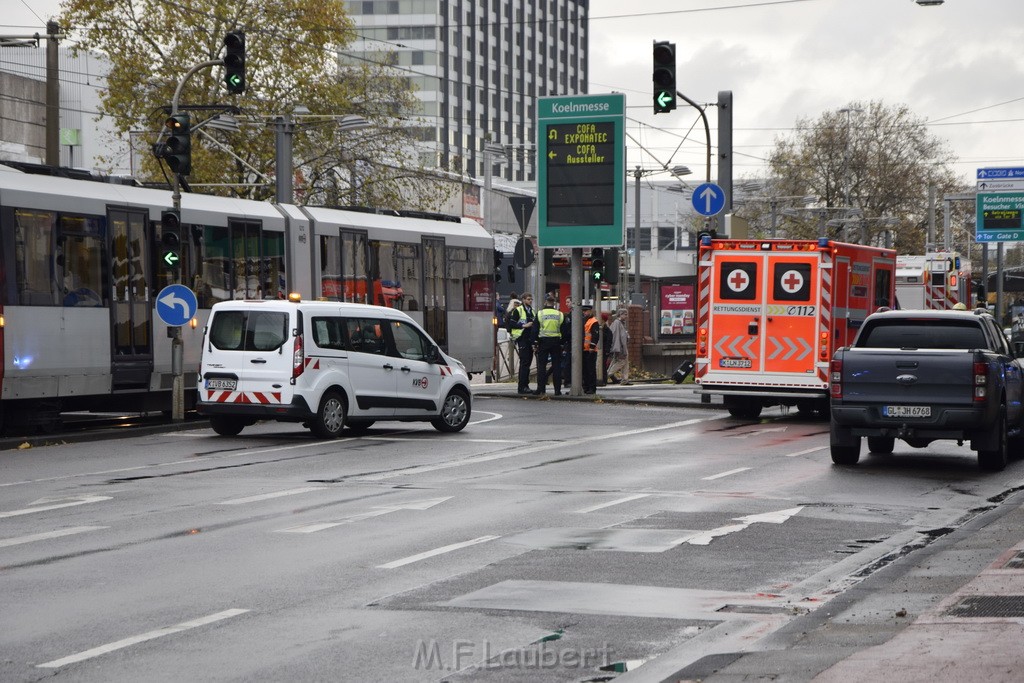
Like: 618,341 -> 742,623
507,293 -> 537,394
582,302 -> 599,394
533,295 -> 565,396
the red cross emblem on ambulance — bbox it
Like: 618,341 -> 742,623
727,268 -> 750,293
779,269 -> 804,295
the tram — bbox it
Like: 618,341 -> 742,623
0,163 -> 494,429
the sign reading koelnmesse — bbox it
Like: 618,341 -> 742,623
537,93 -> 625,248
976,167 -> 1024,243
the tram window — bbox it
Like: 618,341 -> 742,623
199,225 -> 231,307
60,233 -> 104,307
320,235 -> 342,300
261,231 -> 286,299
446,247 -> 469,312
14,209 -> 59,306
396,243 -> 421,311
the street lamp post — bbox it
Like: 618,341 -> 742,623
274,111 -> 370,205
838,106 -> 863,242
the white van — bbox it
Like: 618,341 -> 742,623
197,298 -> 473,438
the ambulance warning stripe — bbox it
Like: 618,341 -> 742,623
817,251 -> 832,383
712,334 -> 758,358
202,391 -> 283,404
696,258 -> 712,380
767,336 -> 813,361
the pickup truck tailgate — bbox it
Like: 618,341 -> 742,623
841,348 -> 976,405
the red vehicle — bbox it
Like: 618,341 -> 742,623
694,237 -> 896,419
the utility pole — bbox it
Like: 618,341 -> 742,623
45,21 -> 60,166
718,91 -> 733,213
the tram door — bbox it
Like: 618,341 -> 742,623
109,208 -> 153,388
421,237 -> 447,350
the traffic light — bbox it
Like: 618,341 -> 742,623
603,248 -> 619,285
160,209 -> 182,276
652,41 -> 677,114
160,113 -> 191,175
494,249 -> 503,283
591,247 -> 606,282
223,31 -> 246,94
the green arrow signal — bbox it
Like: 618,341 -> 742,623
656,91 -> 673,109
163,251 -> 180,267
227,74 -> 241,87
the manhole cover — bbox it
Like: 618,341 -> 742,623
945,595 -> 1024,618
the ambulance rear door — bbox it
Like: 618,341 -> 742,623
761,253 -> 820,379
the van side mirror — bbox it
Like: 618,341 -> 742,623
427,345 -> 442,364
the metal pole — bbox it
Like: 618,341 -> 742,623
275,115 -> 294,204
927,182 -> 936,251
633,166 -> 642,305
45,21 -> 60,166
570,248 -> 582,396
770,200 -> 778,238
997,242 -> 1004,326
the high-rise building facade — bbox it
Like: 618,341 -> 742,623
343,0 -> 589,183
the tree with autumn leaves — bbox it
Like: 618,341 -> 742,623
58,0 -> 457,211
737,101 -> 972,254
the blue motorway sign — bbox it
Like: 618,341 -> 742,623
691,182 -> 726,217
976,192 -> 1024,243
977,167 -> 1024,180
156,284 -> 198,326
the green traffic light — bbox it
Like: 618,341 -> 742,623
163,251 -> 180,267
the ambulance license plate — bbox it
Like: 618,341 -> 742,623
721,358 -> 752,368
883,405 -> 930,418
206,378 -> 237,391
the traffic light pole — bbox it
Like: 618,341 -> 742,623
166,59 -> 221,421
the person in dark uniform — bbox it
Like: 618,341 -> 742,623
560,296 -> 573,385
533,295 -> 565,396
507,293 -> 537,394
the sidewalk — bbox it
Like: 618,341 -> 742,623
473,376 -> 1024,682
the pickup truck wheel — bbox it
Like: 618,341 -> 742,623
725,396 -> 762,420
977,406 -> 1008,472
311,391 -> 346,439
830,418 -> 861,465
867,436 -> 895,455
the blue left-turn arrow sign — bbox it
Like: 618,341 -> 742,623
156,284 -> 198,326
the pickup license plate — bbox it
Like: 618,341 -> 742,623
883,405 -> 931,418
205,378 -> 237,391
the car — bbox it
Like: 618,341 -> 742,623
196,296 -> 472,438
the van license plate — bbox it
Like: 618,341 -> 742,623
884,405 -> 930,418
720,358 -> 752,368
206,378 -> 237,391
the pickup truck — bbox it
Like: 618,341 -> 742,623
829,309 -> 1024,471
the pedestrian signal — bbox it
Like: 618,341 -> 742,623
591,247 -> 605,282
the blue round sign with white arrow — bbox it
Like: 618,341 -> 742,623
156,284 -> 198,327
691,182 -> 726,217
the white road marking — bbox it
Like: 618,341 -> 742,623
218,486 -> 325,505
674,506 -> 805,546
275,496 -> 453,534
785,445 -> 827,457
726,426 -> 788,439
356,417 -> 719,481
377,535 -> 501,569
470,411 -> 502,425
0,440 -> 339,489
0,495 -> 112,519
36,608 -> 250,669
575,494 -> 651,514
366,437 -> 524,443
701,467 -> 751,481
0,526 -> 107,549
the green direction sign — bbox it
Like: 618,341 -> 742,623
537,93 -> 625,248
163,251 -> 180,268
976,192 -> 1024,243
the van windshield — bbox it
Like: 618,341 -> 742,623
210,310 -> 289,351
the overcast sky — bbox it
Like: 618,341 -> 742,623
5,0 -> 1023,186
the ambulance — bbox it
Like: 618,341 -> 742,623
694,237 -> 896,419
895,251 -> 971,310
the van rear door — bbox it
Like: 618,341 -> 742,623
204,307 -> 294,405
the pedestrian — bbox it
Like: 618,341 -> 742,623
600,311 -> 613,385
582,301 -> 599,394
607,308 -> 631,385
533,295 -> 565,396
507,293 -> 537,394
